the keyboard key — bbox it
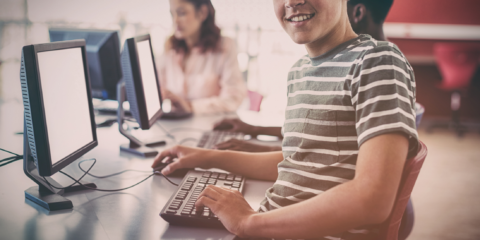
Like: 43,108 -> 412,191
234,176 -> 243,182
210,172 -> 219,179
202,172 -> 211,178
203,211 -> 210,217
186,177 -> 197,182
224,182 -> 232,186
166,210 -> 177,214
169,205 -> 180,210
226,174 -> 235,181
181,211 -> 190,215
175,195 -> 186,200
218,173 -> 227,180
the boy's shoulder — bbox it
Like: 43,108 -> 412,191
343,34 -> 405,59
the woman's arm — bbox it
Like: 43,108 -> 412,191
152,146 -> 283,181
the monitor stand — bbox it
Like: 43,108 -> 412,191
23,120 -> 97,211
117,81 -> 165,158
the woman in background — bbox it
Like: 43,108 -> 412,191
158,0 -> 246,114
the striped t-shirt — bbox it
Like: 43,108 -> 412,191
258,35 -> 419,240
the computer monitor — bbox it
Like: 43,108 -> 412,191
49,28 -> 122,100
21,39 -> 97,210
117,34 -> 165,157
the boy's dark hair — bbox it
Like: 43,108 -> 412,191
348,0 -> 394,24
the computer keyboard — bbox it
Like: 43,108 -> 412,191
160,169 -> 245,228
197,131 -> 245,149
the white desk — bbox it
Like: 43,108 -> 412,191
0,102 -> 281,240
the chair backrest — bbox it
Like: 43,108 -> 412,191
248,90 -> 264,112
415,102 -> 425,129
434,43 -> 480,89
377,141 -> 428,240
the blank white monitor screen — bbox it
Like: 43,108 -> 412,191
37,48 -> 93,165
136,39 -> 161,121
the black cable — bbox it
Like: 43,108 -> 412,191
41,158 -> 98,189
0,148 -> 21,156
41,158 -> 178,192
0,157 -> 22,167
58,171 -> 157,192
77,159 -> 152,178
0,155 -> 19,162
0,148 -> 23,167
155,122 -> 176,141
76,159 -> 178,186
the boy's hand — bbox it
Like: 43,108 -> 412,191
213,118 -> 257,135
214,139 -> 280,152
151,146 -> 213,175
195,185 -> 256,237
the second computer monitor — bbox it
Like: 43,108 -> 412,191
121,34 -> 162,130
49,28 -> 122,100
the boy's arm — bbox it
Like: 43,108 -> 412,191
214,118 -> 283,138
196,133 -> 408,238
210,150 -> 283,181
153,146 -> 283,181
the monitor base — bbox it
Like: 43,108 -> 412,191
25,182 -> 97,211
144,139 -> 166,147
120,143 -> 158,157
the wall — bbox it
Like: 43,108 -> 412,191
386,0 -> 480,25
383,0 -> 480,121
385,0 -> 480,63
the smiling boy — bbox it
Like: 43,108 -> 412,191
152,0 -> 418,239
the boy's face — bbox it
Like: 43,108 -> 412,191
273,0 -> 345,44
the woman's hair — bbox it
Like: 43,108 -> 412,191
169,0 -> 221,53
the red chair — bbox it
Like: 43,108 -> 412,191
429,43 -> 480,136
377,141 -> 428,240
248,90 -> 263,112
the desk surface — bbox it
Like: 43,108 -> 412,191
0,102 -> 282,240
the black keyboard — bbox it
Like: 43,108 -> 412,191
197,131 -> 245,149
160,170 -> 245,228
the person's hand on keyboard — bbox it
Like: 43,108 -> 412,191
151,146 -> 212,175
195,185 -> 256,237
214,138 -> 281,152
213,118 -> 257,135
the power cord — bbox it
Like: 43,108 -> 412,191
0,148 -> 23,167
155,122 -> 177,143
75,159 -> 178,186
0,147 -> 178,190
40,158 -> 179,192
77,159 -> 152,178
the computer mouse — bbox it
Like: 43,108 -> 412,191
153,161 -> 191,178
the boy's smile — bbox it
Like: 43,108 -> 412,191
273,0 -> 357,57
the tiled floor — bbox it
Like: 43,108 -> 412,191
408,128 -> 480,240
